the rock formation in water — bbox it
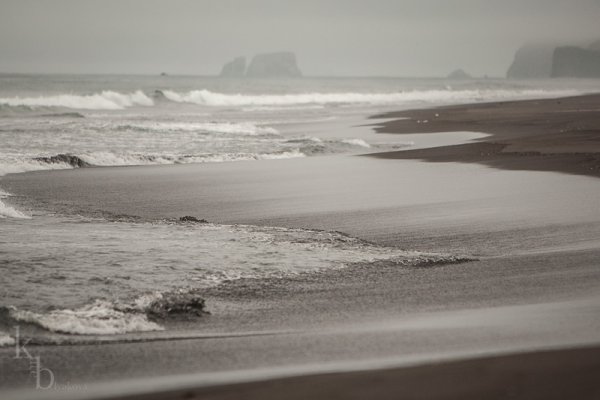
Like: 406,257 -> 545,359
145,289 -> 208,319
219,56 -> 246,77
507,44 -> 556,79
551,46 -> 600,78
447,69 -> 472,79
245,52 -> 302,78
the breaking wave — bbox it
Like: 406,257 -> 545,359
3,289 -> 208,335
0,189 -> 31,219
5,303 -> 163,335
115,121 -> 279,136
0,88 -> 582,111
0,134 -> 381,218
161,88 -> 580,107
34,149 -> 305,167
0,331 -> 15,347
0,90 -> 153,110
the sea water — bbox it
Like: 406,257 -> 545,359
0,75 -> 597,338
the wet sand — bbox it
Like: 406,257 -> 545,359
369,93 -> 600,178
2,94 -> 600,399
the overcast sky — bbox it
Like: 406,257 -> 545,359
1,0 -> 599,76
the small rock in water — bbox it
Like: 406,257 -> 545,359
146,291 -> 207,319
179,216 -> 208,223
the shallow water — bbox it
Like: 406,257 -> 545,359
0,214 -> 468,336
1,75 -> 599,339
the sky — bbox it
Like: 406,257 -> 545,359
0,0 -> 599,77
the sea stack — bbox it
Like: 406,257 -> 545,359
551,46 -> 600,78
447,69 -> 472,79
220,56 -> 246,77
245,52 -> 302,78
507,44 -> 555,79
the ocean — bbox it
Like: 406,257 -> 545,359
0,74 -> 598,342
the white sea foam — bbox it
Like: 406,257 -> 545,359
76,149 -> 306,166
241,105 -> 326,112
0,189 -> 31,219
0,331 -> 15,347
161,88 -> 580,107
8,301 -> 164,335
0,90 -> 154,110
117,121 -> 279,136
0,88 -> 581,111
0,159 -> 74,218
4,289 -> 211,335
0,200 -> 31,219
341,138 -> 371,148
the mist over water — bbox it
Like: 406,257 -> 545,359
1,0 -> 599,76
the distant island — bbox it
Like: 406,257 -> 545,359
507,40 -> 600,79
220,57 -> 246,78
219,52 -> 302,78
447,69 -> 472,79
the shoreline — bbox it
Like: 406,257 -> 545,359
368,93 -> 600,178
2,93 -> 600,398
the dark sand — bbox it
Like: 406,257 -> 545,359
113,346 -> 600,400
369,93 -> 600,178
2,94 -> 600,399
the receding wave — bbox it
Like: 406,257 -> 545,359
161,88 -> 581,107
0,90 -> 154,110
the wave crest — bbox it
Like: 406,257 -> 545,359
115,121 -> 279,136
0,88 -> 581,111
0,331 -> 15,347
75,149 -> 306,166
0,189 -> 31,219
3,289 -> 208,335
0,90 -> 154,110
6,303 -> 163,335
160,88 -> 580,107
